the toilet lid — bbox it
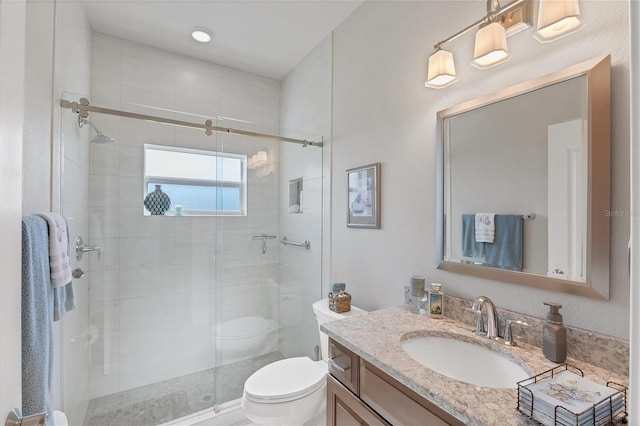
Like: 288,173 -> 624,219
244,357 -> 326,403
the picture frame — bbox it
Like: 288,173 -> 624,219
347,162 -> 381,229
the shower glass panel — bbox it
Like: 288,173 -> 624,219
60,97 -> 324,425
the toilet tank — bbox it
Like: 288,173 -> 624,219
312,298 -> 367,360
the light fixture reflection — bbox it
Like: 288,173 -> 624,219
534,0 -> 583,43
425,49 -> 458,89
472,22 -> 510,69
255,151 -> 268,166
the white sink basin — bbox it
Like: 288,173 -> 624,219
401,335 -> 530,389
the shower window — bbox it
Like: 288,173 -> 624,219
144,144 -> 247,216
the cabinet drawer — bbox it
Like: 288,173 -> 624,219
328,338 -> 359,394
327,374 -> 389,426
360,360 -> 465,426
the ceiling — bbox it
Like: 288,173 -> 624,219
83,0 -> 363,80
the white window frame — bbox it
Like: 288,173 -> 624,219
143,143 -> 247,216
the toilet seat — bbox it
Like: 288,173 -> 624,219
244,357 -> 326,403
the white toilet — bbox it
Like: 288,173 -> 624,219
241,298 -> 366,425
53,410 -> 68,426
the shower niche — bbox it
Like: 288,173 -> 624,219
289,177 -> 303,213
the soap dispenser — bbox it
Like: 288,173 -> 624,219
542,302 -> 567,362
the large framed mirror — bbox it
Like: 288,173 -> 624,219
436,56 -> 611,300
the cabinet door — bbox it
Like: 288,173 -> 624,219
327,375 -> 389,426
360,360 -> 465,426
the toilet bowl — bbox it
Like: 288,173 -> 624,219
241,298 -> 367,425
53,410 -> 68,426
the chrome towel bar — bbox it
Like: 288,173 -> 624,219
281,237 -> 310,250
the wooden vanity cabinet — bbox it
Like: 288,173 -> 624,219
327,338 -> 465,426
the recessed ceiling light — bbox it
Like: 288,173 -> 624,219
191,29 -> 212,43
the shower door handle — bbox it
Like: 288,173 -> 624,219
5,409 -> 47,426
75,236 -> 102,261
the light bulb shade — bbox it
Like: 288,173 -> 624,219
534,0 -> 583,43
425,49 -> 458,89
247,156 -> 256,170
472,22 -> 510,69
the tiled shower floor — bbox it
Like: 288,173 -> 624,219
84,352 -> 284,426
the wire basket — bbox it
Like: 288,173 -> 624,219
516,364 -> 627,426
328,292 -> 351,313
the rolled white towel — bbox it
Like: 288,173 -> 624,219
475,213 -> 495,243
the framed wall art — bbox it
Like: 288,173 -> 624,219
347,162 -> 381,229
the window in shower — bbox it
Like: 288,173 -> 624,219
144,144 -> 247,216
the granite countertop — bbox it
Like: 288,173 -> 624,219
321,306 -> 628,426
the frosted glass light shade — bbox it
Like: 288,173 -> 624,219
472,22 -> 510,69
534,0 -> 583,42
425,49 -> 458,89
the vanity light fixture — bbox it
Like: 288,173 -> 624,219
533,0 -> 583,42
191,29 -> 212,43
472,22 -> 510,69
425,0 -> 584,88
425,48 -> 458,88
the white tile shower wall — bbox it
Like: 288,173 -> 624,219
88,33 -> 281,398
278,36 -> 332,358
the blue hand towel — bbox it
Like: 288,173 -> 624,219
462,214 -> 485,258
484,214 -> 523,271
53,282 -> 76,322
21,216 -> 54,425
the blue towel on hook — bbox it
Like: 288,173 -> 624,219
21,215 -> 54,425
484,214 -> 523,271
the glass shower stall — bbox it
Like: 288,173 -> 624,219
58,83 -> 324,425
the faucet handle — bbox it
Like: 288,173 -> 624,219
503,319 -> 529,346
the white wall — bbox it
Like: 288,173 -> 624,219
87,33 -> 281,397
0,0 -> 26,416
331,1 -> 630,338
279,36 -> 332,358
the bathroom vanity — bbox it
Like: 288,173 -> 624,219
327,338 -> 463,425
322,307 -> 628,425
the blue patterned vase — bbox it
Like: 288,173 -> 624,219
144,184 -> 171,215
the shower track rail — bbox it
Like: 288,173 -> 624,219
60,97 -> 323,147
280,236 -> 311,249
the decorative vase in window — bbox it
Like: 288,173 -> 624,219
144,184 -> 171,215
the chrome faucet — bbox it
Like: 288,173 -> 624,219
471,296 -> 499,339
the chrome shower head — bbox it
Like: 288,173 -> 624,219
91,132 -> 116,144
78,116 -> 115,144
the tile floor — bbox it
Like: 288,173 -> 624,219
84,352 -> 284,426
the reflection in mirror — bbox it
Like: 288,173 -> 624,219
437,56 -> 610,299
289,177 -> 303,213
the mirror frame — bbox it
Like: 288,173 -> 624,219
436,56 -> 611,300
